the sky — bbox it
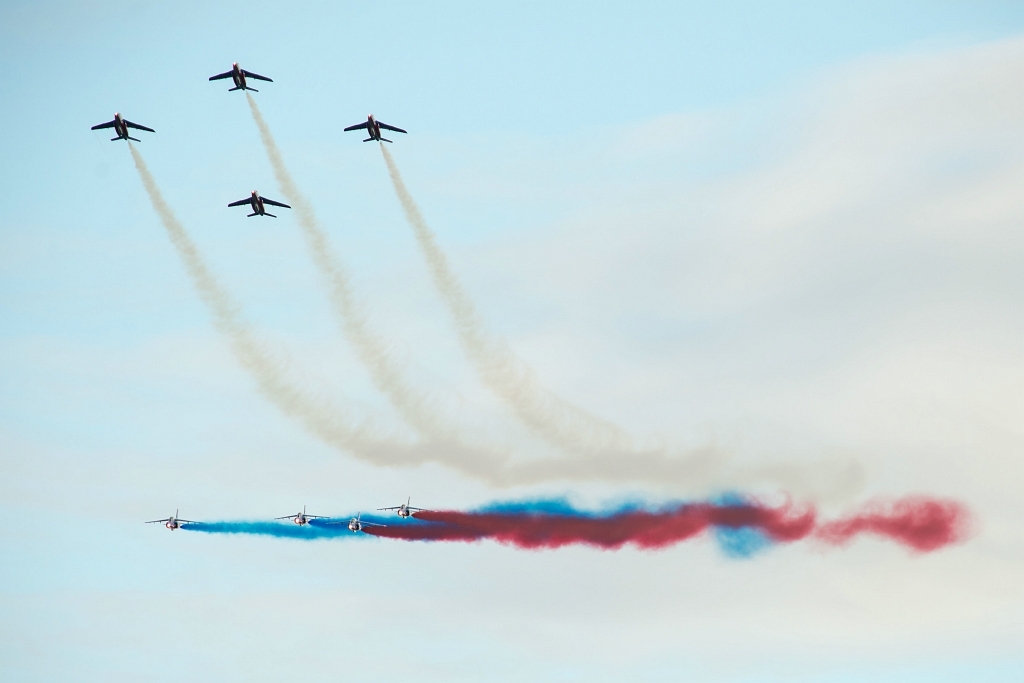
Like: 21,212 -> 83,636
1,1 -> 1022,681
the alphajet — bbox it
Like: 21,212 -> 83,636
378,497 -> 426,519
91,113 -> 155,142
146,509 -> 197,530
275,506 -> 327,526
209,62 -> 273,92
228,190 -> 291,218
343,115 -> 407,143
329,512 -> 386,533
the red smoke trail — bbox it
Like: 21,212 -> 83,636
367,497 -> 968,552
815,496 -> 971,552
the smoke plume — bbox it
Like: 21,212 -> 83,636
380,144 -> 634,456
379,146 -> 866,498
126,143 -> 743,487
127,143 -> 487,472
183,495 -> 971,554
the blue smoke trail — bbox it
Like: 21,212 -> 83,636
711,492 -> 774,558
183,520 -> 360,540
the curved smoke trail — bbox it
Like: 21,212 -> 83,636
127,143 -> 494,474
184,495 -> 971,554
244,94 -> 508,469
380,144 -> 635,458
379,147 -> 866,498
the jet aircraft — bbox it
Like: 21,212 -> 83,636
331,512 -> 386,533
228,190 -> 291,218
275,506 -> 327,526
146,509 -> 197,530
378,497 -> 426,519
343,115 -> 407,143
209,63 -> 273,92
91,113 -> 155,142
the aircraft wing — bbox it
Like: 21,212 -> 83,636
145,518 -> 171,524
344,121 -> 370,131
228,198 -> 252,207
209,71 -> 234,81
273,514 -> 297,520
261,197 -> 291,209
377,506 -> 400,511
242,70 -> 273,82
408,507 -> 426,511
91,120 -> 116,130
124,120 -> 155,133
176,519 -> 199,524
377,122 -> 407,134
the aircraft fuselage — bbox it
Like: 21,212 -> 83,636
112,113 -> 129,140
246,191 -> 266,216
367,116 -> 382,141
232,63 -> 248,90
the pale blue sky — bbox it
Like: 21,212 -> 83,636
1,2 -> 1022,681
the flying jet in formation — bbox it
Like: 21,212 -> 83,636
275,506 -> 327,526
378,497 -> 426,519
344,115 -> 407,143
209,63 -> 273,92
228,190 -> 291,218
146,510 -> 197,530
336,512 -> 386,533
91,113 -> 155,142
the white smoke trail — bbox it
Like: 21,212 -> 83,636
128,143 -> 503,475
379,146 -> 867,500
131,138 -> 860,495
380,144 -> 638,456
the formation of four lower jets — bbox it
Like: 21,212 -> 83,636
93,62 -> 408,217
149,499 -> 426,533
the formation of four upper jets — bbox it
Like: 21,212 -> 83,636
147,499 -> 426,533
92,62 -> 409,219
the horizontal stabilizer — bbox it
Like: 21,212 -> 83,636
128,136 -> 141,142
363,137 -> 374,142
381,138 -> 393,143
247,212 -> 258,217
228,86 -> 241,91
